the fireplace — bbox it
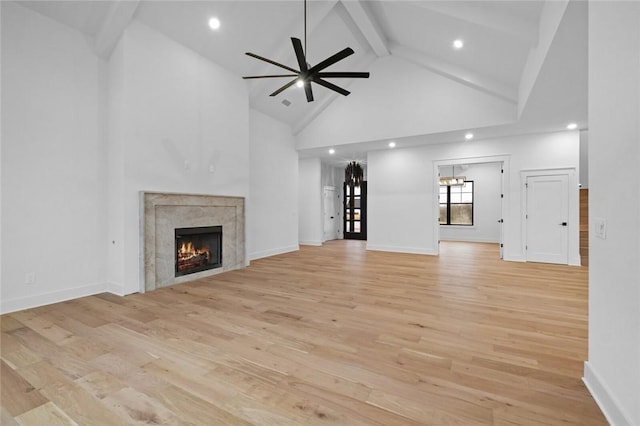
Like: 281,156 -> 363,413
142,192 -> 245,291
175,226 -> 222,277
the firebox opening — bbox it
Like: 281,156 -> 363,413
175,226 -> 222,277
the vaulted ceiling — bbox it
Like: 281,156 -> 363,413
18,0 -> 586,164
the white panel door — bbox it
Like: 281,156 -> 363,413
525,174 -> 569,264
323,187 -> 338,241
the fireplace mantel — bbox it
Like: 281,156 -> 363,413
141,192 -> 245,292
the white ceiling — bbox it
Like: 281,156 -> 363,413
17,0 -> 586,165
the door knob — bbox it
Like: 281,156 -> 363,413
559,222 -> 568,226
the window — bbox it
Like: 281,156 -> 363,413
439,181 -> 474,225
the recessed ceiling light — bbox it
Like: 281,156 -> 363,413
329,148 -> 335,154
208,17 -> 221,30
465,133 -> 474,140
567,123 -> 578,130
296,79 -> 304,88
453,39 -> 464,49
388,141 -> 396,148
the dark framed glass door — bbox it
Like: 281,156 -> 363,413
344,181 -> 367,240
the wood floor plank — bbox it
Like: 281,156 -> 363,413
0,241 -> 606,424
0,406 -> 20,426
0,360 -> 47,417
14,401 -> 77,426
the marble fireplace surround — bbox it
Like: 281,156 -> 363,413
141,192 -> 245,292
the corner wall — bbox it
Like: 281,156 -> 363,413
1,7 -> 263,312
248,109 -> 299,260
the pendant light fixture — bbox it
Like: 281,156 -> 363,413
439,164 -> 466,186
345,161 -> 364,186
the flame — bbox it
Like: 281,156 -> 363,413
177,240 -> 211,271
179,242 -> 195,256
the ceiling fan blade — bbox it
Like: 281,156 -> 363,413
269,79 -> 298,97
313,77 -> 350,96
304,81 -> 314,102
308,47 -> 354,74
316,72 -> 370,79
242,74 -> 298,79
245,52 -> 299,74
291,38 -> 309,73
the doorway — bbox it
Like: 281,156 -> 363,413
323,186 -> 339,242
344,181 -> 367,240
433,155 -> 515,259
436,159 -> 506,258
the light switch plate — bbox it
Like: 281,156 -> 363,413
594,217 -> 606,239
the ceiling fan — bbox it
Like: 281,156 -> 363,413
242,0 -> 370,102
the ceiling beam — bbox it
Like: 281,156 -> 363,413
340,0 -> 389,57
390,42 -> 518,105
411,1 -> 538,47
94,0 -> 139,59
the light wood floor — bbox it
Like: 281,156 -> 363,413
1,241 -> 606,425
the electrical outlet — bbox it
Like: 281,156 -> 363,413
25,272 -> 36,285
594,218 -> 607,239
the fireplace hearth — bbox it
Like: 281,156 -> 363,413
175,226 -> 222,277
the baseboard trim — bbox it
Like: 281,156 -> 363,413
105,281 -> 126,296
503,254 -> 526,262
583,361 -> 633,426
299,240 -> 322,246
249,245 -> 300,261
440,238 -> 500,243
366,244 -> 437,256
1,282 -> 110,314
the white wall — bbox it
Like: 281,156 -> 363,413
298,158 -> 322,245
367,147 -> 433,254
1,3 -> 108,313
367,131 -> 580,264
106,22 -> 126,291
296,55 -> 516,149
321,162 -> 344,189
0,0 -> 3,313
439,162 -> 502,243
248,109 -> 299,260
107,20 -> 250,294
585,2 -> 640,425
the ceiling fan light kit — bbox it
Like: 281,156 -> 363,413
242,0 -> 369,102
